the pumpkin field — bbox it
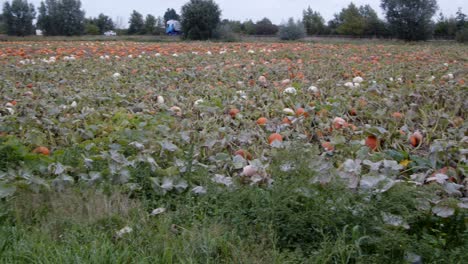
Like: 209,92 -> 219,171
0,41 -> 467,263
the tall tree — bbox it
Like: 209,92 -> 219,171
2,0 -> 36,36
37,0 -> 85,36
455,8 -> 466,30
434,13 -> 457,38
128,10 -> 144,35
336,3 -> 365,36
155,16 -> 165,35
163,8 -> 180,23
95,13 -> 114,34
302,7 -> 325,35
181,0 -> 221,40
242,20 -> 256,35
0,13 -> 6,34
359,5 -> 386,36
144,14 -> 157,35
381,0 -> 438,41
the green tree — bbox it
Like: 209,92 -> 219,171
155,16 -> 165,35
455,8 -> 466,30
434,13 -> 457,38
84,21 -> 99,35
381,0 -> 438,41
163,8 -> 180,23
255,18 -> 278,35
0,13 -> 6,34
128,10 -> 144,35
2,0 -> 36,36
278,18 -> 306,40
336,3 -> 365,36
95,13 -> 114,34
144,14 -> 157,35
37,0 -> 85,36
242,19 -> 256,35
221,19 -> 242,33
359,5 -> 386,36
181,0 -> 221,40
302,7 -> 325,35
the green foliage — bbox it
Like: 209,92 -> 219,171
455,26 -> 468,43
381,0 -> 438,41
302,7 -> 325,35
84,22 -> 99,35
181,0 -> 221,40
1,158 -> 466,263
213,24 -> 239,42
220,19 -> 242,33
360,4 -> 387,36
92,13 -> 114,34
37,0 -> 85,36
337,3 -> 365,36
278,18 -> 306,40
2,0 -> 36,36
255,18 -> 279,35
455,8 -> 467,30
434,13 -> 458,39
0,138 -> 26,170
128,10 -> 144,35
241,19 -> 256,35
0,13 -> 5,34
144,14 -> 157,35
163,8 -> 180,24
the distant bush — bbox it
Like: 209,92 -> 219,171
279,18 -> 306,40
213,24 -> 238,42
85,23 -> 100,35
455,27 -> 468,43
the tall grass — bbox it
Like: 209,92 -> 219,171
1,148 -> 466,263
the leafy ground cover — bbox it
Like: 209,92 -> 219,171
0,41 -> 467,263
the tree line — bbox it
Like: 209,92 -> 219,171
0,0 -> 467,42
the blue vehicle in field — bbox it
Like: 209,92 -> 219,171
166,20 -> 182,35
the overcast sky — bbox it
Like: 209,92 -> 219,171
4,0 -> 467,26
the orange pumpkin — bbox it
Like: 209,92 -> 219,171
321,142 -> 334,152
234,149 -> 253,160
33,146 -> 50,156
256,117 -> 268,125
391,112 -> 404,119
295,108 -> 309,117
268,133 -> 283,144
409,131 -> 423,147
365,135 -> 379,151
229,108 -> 240,118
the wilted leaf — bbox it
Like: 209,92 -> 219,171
0,183 -> 16,198
160,140 -> 178,152
52,174 -> 75,192
150,207 -> 166,216
191,186 -> 207,195
432,205 -> 455,218
212,174 -> 233,187
382,212 -> 410,229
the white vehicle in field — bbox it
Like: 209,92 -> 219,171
104,30 -> 117,36
166,20 -> 181,35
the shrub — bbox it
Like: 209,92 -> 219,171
279,18 -> 306,40
85,23 -> 100,35
213,24 -> 238,42
455,26 -> 468,43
